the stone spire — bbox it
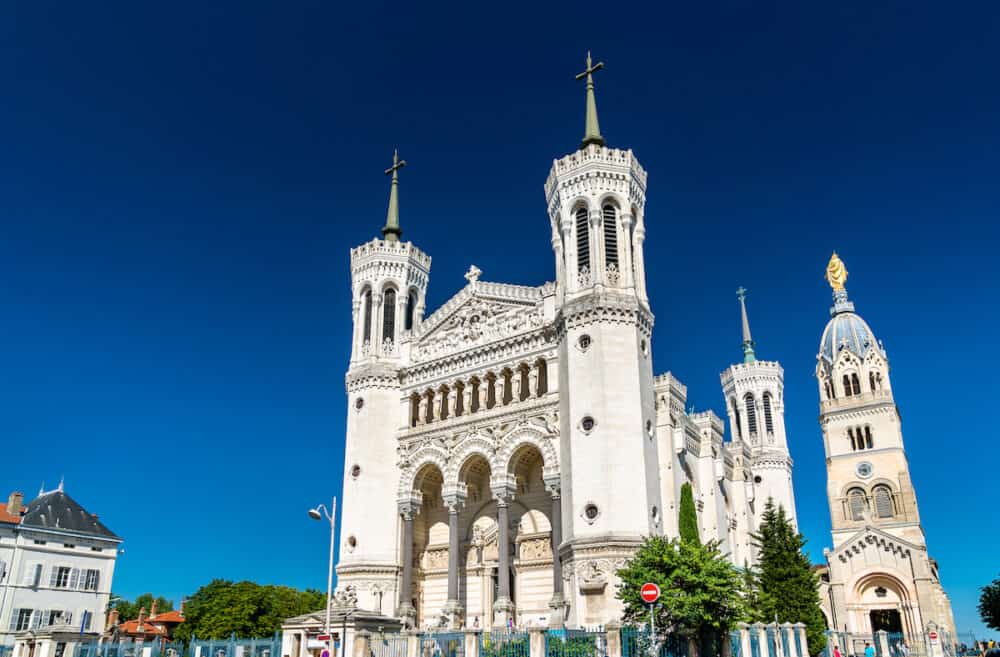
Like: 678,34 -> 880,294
736,286 -> 756,363
381,149 -> 407,242
575,51 -> 606,148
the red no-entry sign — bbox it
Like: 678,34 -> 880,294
640,582 -> 661,603
929,632 -> 938,641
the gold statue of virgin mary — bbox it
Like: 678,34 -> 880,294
826,252 -> 848,291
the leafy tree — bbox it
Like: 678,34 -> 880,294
173,580 -> 326,641
113,593 -> 175,621
979,575 -> 1000,631
678,483 -> 699,544
751,499 -> 827,654
741,562 -> 762,624
616,535 -> 746,642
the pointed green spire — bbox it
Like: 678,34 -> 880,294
575,51 -> 606,148
382,149 -> 406,242
736,286 -> 757,363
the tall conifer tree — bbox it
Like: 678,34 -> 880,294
679,482 -> 699,544
751,499 -> 827,654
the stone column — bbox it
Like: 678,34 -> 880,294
529,629 -> 545,657
493,376 -> 504,408
492,485 -> 515,627
876,631 -> 890,657
353,631 -> 371,657
464,631 -> 480,657
463,385 -> 473,416
620,213 -> 635,289
633,224 -> 648,301
398,504 -> 418,626
443,493 -> 466,629
605,622 -> 622,657
416,395 -> 427,427
372,293 -> 384,355
737,623 -> 752,657
478,380 -> 489,411
513,373 -> 522,403
546,479 -> 565,628
528,369 -> 538,399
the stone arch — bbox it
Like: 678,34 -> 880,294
443,434 -> 497,488
494,426 -> 559,483
397,446 -> 449,500
597,192 -> 626,212
852,570 -> 916,606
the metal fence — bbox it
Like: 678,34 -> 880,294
479,630 -> 528,657
420,631 -> 465,657
190,633 -> 282,657
73,640 -> 187,657
620,626 -> 688,657
371,633 -> 408,657
730,631 -> 743,657
545,629 -> 607,657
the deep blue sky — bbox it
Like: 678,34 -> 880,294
2,0 -> 997,638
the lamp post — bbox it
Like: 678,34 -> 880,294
308,498 -> 337,657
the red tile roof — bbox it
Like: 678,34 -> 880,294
149,611 -> 185,624
0,503 -> 20,524
117,620 -> 168,636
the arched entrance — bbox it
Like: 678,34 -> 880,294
854,573 -> 919,638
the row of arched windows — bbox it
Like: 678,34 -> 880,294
409,360 -> 549,427
359,286 -> 419,348
731,392 -> 775,440
574,203 -> 635,280
848,425 -> 874,451
847,485 -> 895,521
825,370 -> 886,401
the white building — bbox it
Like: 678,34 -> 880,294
814,254 -> 956,642
0,485 -> 122,648
334,56 -> 799,630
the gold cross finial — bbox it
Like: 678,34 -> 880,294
384,148 -> 407,177
576,51 -> 606,148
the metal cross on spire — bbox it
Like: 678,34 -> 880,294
736,286 -> 757,363
575,51 -> 606,149
382,149 -> 407,242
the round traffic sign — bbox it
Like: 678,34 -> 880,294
929,632 -> 938,641
640,582 -> 661,603
321,650 -> 330,657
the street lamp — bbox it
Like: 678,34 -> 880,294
308,498 -> 337,657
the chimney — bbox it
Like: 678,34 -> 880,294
7,492 -> 23,516
150,600 -> 158,617
107,609 -> 119,629
137,607 -> 146,629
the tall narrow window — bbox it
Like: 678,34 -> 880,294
382,288 -> 396,342
470,378 -> 481,413
865,426 -> 873,449
502,369 -> 513,405
851,373 -> 861,395
826,381 -> 835,400
486,374 -> 496,409
869,372 -> 877,393
602,205 -> 618,267
732,398 -> 743,439
843,375 -> 852,397
454,381 -> 465,416
438,385 -> 449,420
848,488 -> 868,521
576,207 -> 590,275
744,394 -> 758,436
762,393 -> 774,434
424,390 -> 435,424
362,290 -> 373,343
535,359 -> 548,396
405,291 -> 417,331
410,393 -> 420,427
873,485 -> 894,518
848,428 -> 857,451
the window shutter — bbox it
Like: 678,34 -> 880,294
22,563 -> 34,586
92,570 -> 100,591
9,609 -> 20,631
83,610 -> 93,631
69,568 -> 80,590
0,560 -> 6,583
31,610 -> 42,629
49,566 -> 59,587
875,486 -> 894,518
64,611 -> 73,626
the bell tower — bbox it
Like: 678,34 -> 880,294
720,287 -> 797,534
546,53 -> 660,626
337,150 -> 431,614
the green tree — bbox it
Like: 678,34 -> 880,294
173,580 -> 325,642
616,535 -> 747,642
113,593 -> 175,621
741,562 -> 762,624
751,499 -> 827,654
678,482 -> 699,544
979,575 -> 1000,631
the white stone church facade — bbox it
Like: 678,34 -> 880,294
334,62 -> 798,631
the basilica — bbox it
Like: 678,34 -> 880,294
332,55 -> 954,640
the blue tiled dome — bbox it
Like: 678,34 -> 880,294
820,311 -> 879,362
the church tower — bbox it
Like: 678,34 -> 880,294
545,53 -> 660,626
816,253 -> 956,639
720,288 -> 797,533
337,151 -> 431,615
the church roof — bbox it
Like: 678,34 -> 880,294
820,310 -> 880,363
21,490 -> 120,540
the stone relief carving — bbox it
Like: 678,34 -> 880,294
333,585 -> 358,608
422,548 -> 449,570
519,538 -> 552,560
414,299 -> 543,361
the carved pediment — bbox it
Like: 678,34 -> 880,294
413,292 -> 544,362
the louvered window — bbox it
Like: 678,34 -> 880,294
382,288 -> 396,342
843,375 -> 852,397
848,488 -> 868,521
874,485 -> 894,518
852,374 -> 861,395
362,290 -> 372,343
865,426 -> 873,449
405,291 -> 416,330
10,609 -> 34,631
744,394 -> 758,435
602,205 -> 618,267
763,393 -> 774,434
732,399 -> 743,439
84,569 -> 99,591
576,207 -> 590,274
